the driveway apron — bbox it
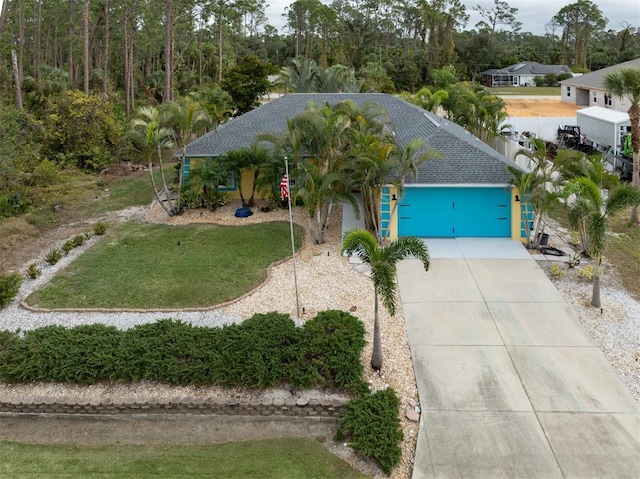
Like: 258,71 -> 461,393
398,239 -> 640,479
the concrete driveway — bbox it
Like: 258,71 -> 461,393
398,239 -> 640,478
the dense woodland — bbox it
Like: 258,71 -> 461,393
0,0 -> 638,217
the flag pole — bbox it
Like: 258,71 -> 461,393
285,160 -> 301,320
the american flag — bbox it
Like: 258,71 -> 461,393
280,174 -> 289,199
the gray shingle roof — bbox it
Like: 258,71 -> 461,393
482,62 -> 572,76
185,93 -> 514,185
560,58 -> 640,89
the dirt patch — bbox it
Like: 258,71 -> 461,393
503,98 -> 582,117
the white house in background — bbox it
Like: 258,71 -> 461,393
481,62 -> 572,87
560,58 -> 640,111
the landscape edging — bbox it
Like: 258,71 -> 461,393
0,394 -> 347,417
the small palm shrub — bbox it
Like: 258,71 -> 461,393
71,234 -> 85,247
25,263 -> 42,280
577,265 -> 603,281
93,222 -> 108,235
62,240 -> 75,254
550,264 -> 564,278
44,248 -> 63,265
0,272 -> 23,308
336,388 -> 403,475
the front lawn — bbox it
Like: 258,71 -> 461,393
26,222 -> 302,309
0,438 -> 365,478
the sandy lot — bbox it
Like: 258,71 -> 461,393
503,97 -> 582,117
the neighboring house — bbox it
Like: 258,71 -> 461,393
184,93 -> 523,241
481,62 -> 573,87
560,58 -> 640,110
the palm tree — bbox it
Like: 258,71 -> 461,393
341,230 -> 430,371
295,161 -> 360,244
562,178 -> 639,307
276,58 -> 321,93
166,98 -> 211,212
130,106 -> 175,216
555,152 -> 621,255
513,138 -> 559,247
603,67 -> 640,224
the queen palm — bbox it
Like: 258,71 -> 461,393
604,67 -> 640,224
562,178 -> 639,307
341,230 -> 430,371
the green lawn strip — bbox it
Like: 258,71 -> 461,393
27,222 -> 302,309
605,211 -> 640,300
487,86 -> 561,96
0,438 -> 365,478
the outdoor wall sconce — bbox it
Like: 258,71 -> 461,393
515,195 -> 520,202
391,194 -> 397,201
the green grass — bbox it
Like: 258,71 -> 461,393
487,86 -> 560,96
548,203 -> 640,301
604,210 -> 640,300
27,222 -> 302,309
0,438 -> 366,478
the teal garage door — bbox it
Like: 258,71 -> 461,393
398,187 -> 511,237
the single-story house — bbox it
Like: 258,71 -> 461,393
560,58 -> 640,111
184,93 -> 525,241
481,62 -> 572,87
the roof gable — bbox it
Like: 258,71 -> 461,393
560,58 -> 640,89
185,93 -> 514,185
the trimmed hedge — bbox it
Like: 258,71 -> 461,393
336,388 -> 404,475
0,310 -> 366,392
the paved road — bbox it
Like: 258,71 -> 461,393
398,238 -> 640,479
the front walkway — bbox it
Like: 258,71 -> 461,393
397,246 -> 640,478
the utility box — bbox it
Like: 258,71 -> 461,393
576,106 -> 631,155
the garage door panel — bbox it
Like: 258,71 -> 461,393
398,187 -> 511,238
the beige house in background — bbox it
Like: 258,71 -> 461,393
560,58 -> 640,112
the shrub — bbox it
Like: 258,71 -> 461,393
44,248 -> 63,265
300,310 -> 367,392
336,388 -> 403,475
0,311 -> 368,391
93,222 -> 108,236
550,264 -> 564,278
25,263 -> 42,280
0,272 -> 23,308
62,240 -> 75,254
577,264 -> 602,281
72,234 -> 85,247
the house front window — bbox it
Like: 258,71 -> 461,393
566,86 -> 571,98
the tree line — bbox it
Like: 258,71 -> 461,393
0,0 -> 637,107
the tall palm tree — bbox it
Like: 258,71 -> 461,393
130,106 -> 175,216
341,230 -> 430,371
166,98 -> 211,212
603,67 -> 640,224
562,178 -> 639,307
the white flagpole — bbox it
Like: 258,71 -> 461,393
285,160 -> 301,320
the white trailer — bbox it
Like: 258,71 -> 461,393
576,106 -> 631,155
